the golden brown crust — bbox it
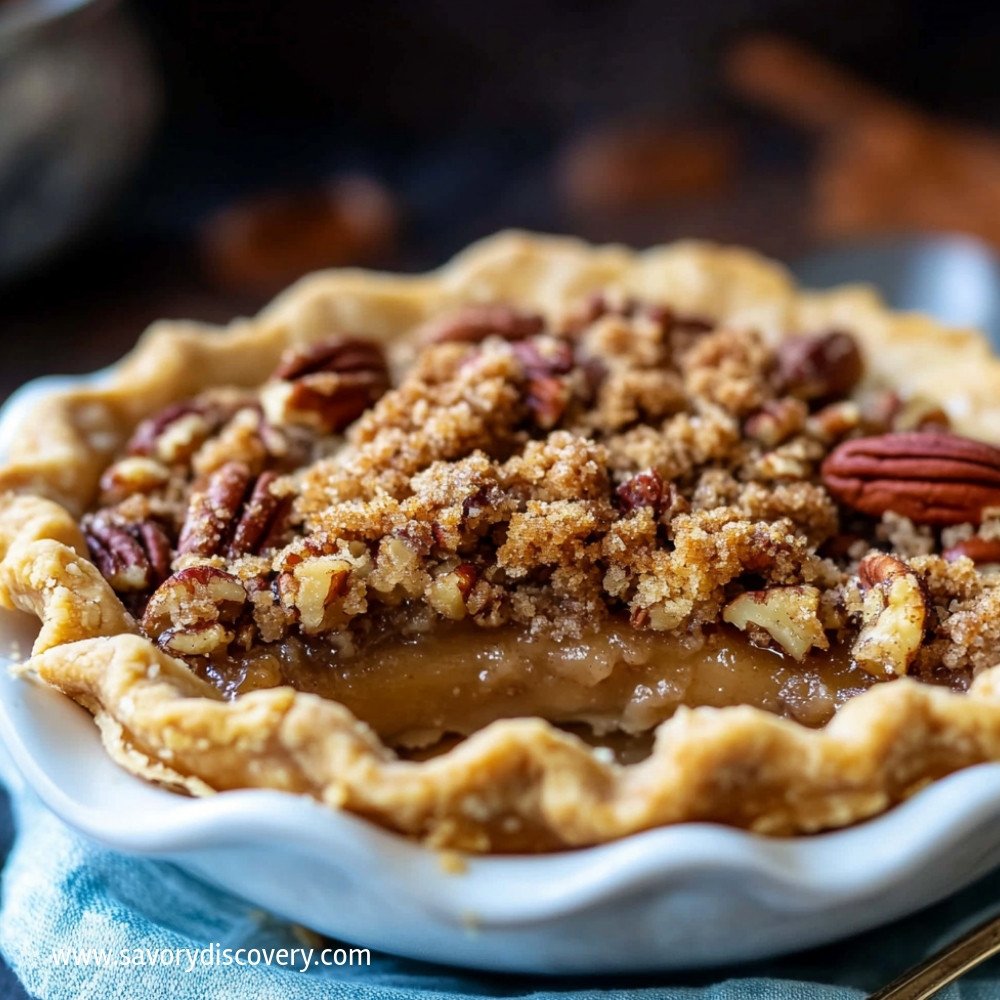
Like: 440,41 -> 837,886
6,231 -> 1000,851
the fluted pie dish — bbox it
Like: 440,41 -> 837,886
5,232 -> 1000,855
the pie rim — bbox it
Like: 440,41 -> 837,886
4,230 -> 1000,851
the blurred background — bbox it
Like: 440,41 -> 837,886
4,0 -> 1000,404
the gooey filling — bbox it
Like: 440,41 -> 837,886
218,623 -> 882,750
80,296 -> 1000,758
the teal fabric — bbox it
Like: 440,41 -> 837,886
3,791 -> 1000,999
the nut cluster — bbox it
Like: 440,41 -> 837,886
84,335 -> 393,654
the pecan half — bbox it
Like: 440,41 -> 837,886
272,336 -> 386,382
418,304 -> 545,345
776,330 -> 863,403
562,293 -> 713,336
179,464 -> 288,558
821,431 -> 1000,525
227,471 -> 290,557
853,554 -> 927,678
943,536 -> 1000,565
263,335 -> 389,433
178,463 -> 250,557
83,515 -> 172,593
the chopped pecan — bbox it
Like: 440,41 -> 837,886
142,565 -> 248,655
98,457 -> 170,504
891,396 -> 951,432
278,556 -> 353,633
616,469 -> 665,512
178,464 -> 288,558
807,400 -> 861,442
860,390 -> 951,434
776,330 -> 863,403
513,339 -> 575,429
859,389 -> 901,432
853,553 -> 927,678
744,398 -> 808,447
822,431 -> 1000,525
83,515 -> 172,593
263,335 -> 389,433
753,445 -> 813,482
159,622 -> 237,657
127,401 -> 234,463
631,601 -> 686,631
512,338 -> 574,378
943,536 -> 1000,565
723,585 -> 829,660
427,563 -> 478,620
524,376 -> 568,429
369,536 -> 425,597
561,293 -> 622,333
418,304 -> 545,345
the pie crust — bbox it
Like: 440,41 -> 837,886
5,231 -> 1000,852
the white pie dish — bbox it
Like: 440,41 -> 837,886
4,373 -> 1000,975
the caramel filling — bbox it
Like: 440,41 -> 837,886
198,623 -> 886,750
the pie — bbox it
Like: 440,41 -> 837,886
5,232 -> 1000,853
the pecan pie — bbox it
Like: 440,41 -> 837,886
6,232 -> 1000,852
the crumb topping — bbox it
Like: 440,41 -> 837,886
81,296 -> 1000,701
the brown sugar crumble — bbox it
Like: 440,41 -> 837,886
80,294 -> 1000,733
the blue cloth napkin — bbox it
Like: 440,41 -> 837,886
3,789 -> 1000,999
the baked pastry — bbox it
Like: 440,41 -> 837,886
5,232 -> 1000,852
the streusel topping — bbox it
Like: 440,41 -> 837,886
81,295 -> 1000,703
